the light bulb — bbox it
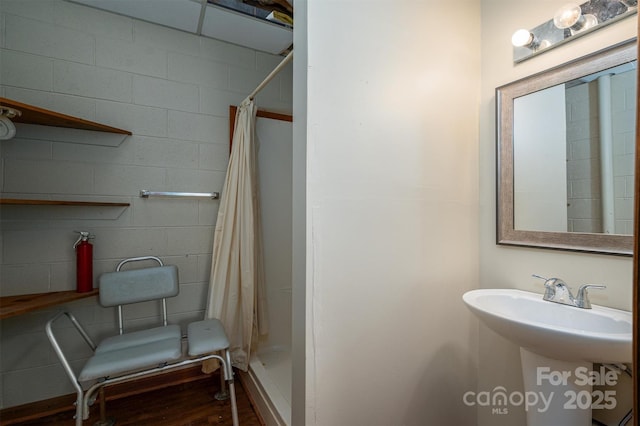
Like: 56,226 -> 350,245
553,3 -> 597,31
554,3 -> 582,28
511,29 -> 535,47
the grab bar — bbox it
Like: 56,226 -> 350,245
139,190 -> 219,200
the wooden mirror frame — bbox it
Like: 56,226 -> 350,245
497,39 -> 637,255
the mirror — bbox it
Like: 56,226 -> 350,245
497,39 -> 637,255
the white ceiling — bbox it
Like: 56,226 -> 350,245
68,0 -> 293,55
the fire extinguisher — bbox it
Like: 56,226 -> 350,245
74,231 -> 94,293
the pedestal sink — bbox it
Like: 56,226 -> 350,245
463,288 -> 632,426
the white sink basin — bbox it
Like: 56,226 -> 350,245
463,288 -> 632,363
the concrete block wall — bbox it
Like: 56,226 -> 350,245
611,69 -> 636,235
566,81 -> 602,233
565,70 -> 636,235
0,0 -> 292,408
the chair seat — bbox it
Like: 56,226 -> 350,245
187,319 -> 229,356
79,337 -> 182,382
96,325 -> 181,353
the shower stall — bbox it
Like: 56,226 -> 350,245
239,113 -> 293,426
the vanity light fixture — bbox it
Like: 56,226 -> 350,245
512,0 -> 636,63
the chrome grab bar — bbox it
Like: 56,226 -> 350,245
139,190 -> 219,200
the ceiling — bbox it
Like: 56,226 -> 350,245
68,0 -> 293,55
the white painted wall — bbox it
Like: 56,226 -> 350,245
513,84 -> 567,232
300,1 -> 481,424
290,1 -> 307,424
479,1 -> 636,425
0,0 -> 292,408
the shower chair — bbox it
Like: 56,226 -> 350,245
45,256 -> 239,426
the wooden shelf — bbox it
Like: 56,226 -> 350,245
0,98 -> 126,320
0,97 -> 131,135
0,289 -> 99,319
0,199 -> 130,207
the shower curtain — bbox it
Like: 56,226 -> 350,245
204,98 -> 268,372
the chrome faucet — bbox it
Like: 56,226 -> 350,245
532,275 -> 606,309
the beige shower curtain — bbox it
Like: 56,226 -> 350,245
204,98 -> 268,372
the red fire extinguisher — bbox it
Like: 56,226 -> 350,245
74,231 -> 94,293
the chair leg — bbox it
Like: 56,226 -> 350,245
215,356 -> 229,401
228,380 -> 239,426
94,387 -> 116,426
75,391 -> 84,426
100,387 -> 107,421
224,349 -> 239,426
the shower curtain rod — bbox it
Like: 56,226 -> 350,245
246,50 -> 293,101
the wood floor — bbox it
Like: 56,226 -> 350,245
4,371 -> 264,426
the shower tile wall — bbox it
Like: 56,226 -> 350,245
0,0 -> 292,408
256,117 -> 293,351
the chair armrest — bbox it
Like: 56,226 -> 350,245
45,311 -> 97,392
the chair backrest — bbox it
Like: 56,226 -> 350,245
98,257 -> 179,334
99,265 -> 179,306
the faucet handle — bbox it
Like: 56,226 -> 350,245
575,284 -> 606,309
532,274 -> 573,303
531,274 -> 567,287
532,274 -> 567,288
